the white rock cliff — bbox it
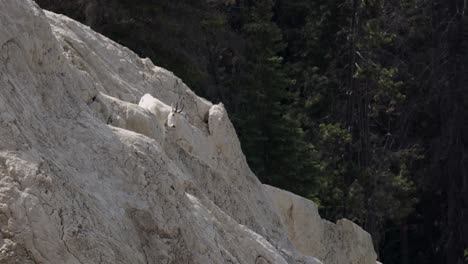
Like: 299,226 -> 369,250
0,1 -> 378,263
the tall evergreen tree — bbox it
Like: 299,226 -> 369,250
229,0 -> 316,195
277,0 -> 420,258
431,0 -> 468,262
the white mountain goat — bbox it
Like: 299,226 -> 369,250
139,93 -> 185,127
138,93 -> 186,144
138,94 -> 173,125
167,100 -> 184,128
138,94 -> 219,164
89,93 -> 165,144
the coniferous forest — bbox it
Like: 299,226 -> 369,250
36,0 -> 468,263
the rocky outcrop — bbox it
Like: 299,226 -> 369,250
265,185 -> 378,264
35,0 -> 243,101
0,0 -> 377,263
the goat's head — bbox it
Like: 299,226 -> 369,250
167,98 -> 184,128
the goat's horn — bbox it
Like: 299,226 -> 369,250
178,104 -> 184,113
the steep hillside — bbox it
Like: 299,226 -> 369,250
33,1 -> 468,263
0,1 -> 377,263
35,0 -> 241,101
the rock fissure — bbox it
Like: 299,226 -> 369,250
0,39 -> 15,67
57,208 -> 82,264
23,247 -> 40,264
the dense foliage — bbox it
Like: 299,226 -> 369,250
37,0 -> 468,263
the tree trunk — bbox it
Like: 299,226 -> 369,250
433,0 -> 468,262
400,222 -> 409,264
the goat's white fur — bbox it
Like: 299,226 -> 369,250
138,94 -> 172,125
167,109 -> 178,128
139,93 -> 185,129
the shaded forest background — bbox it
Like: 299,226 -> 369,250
35,0 -> 468,263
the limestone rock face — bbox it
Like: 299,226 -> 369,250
0,1 -> 377,263
264,185 -> 378,264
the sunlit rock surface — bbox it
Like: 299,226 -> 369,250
0,0 -> 377,263
265,185 -> 378,264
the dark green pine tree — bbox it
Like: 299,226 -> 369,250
278,0 -> 421,259
232,0 -> 316,195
